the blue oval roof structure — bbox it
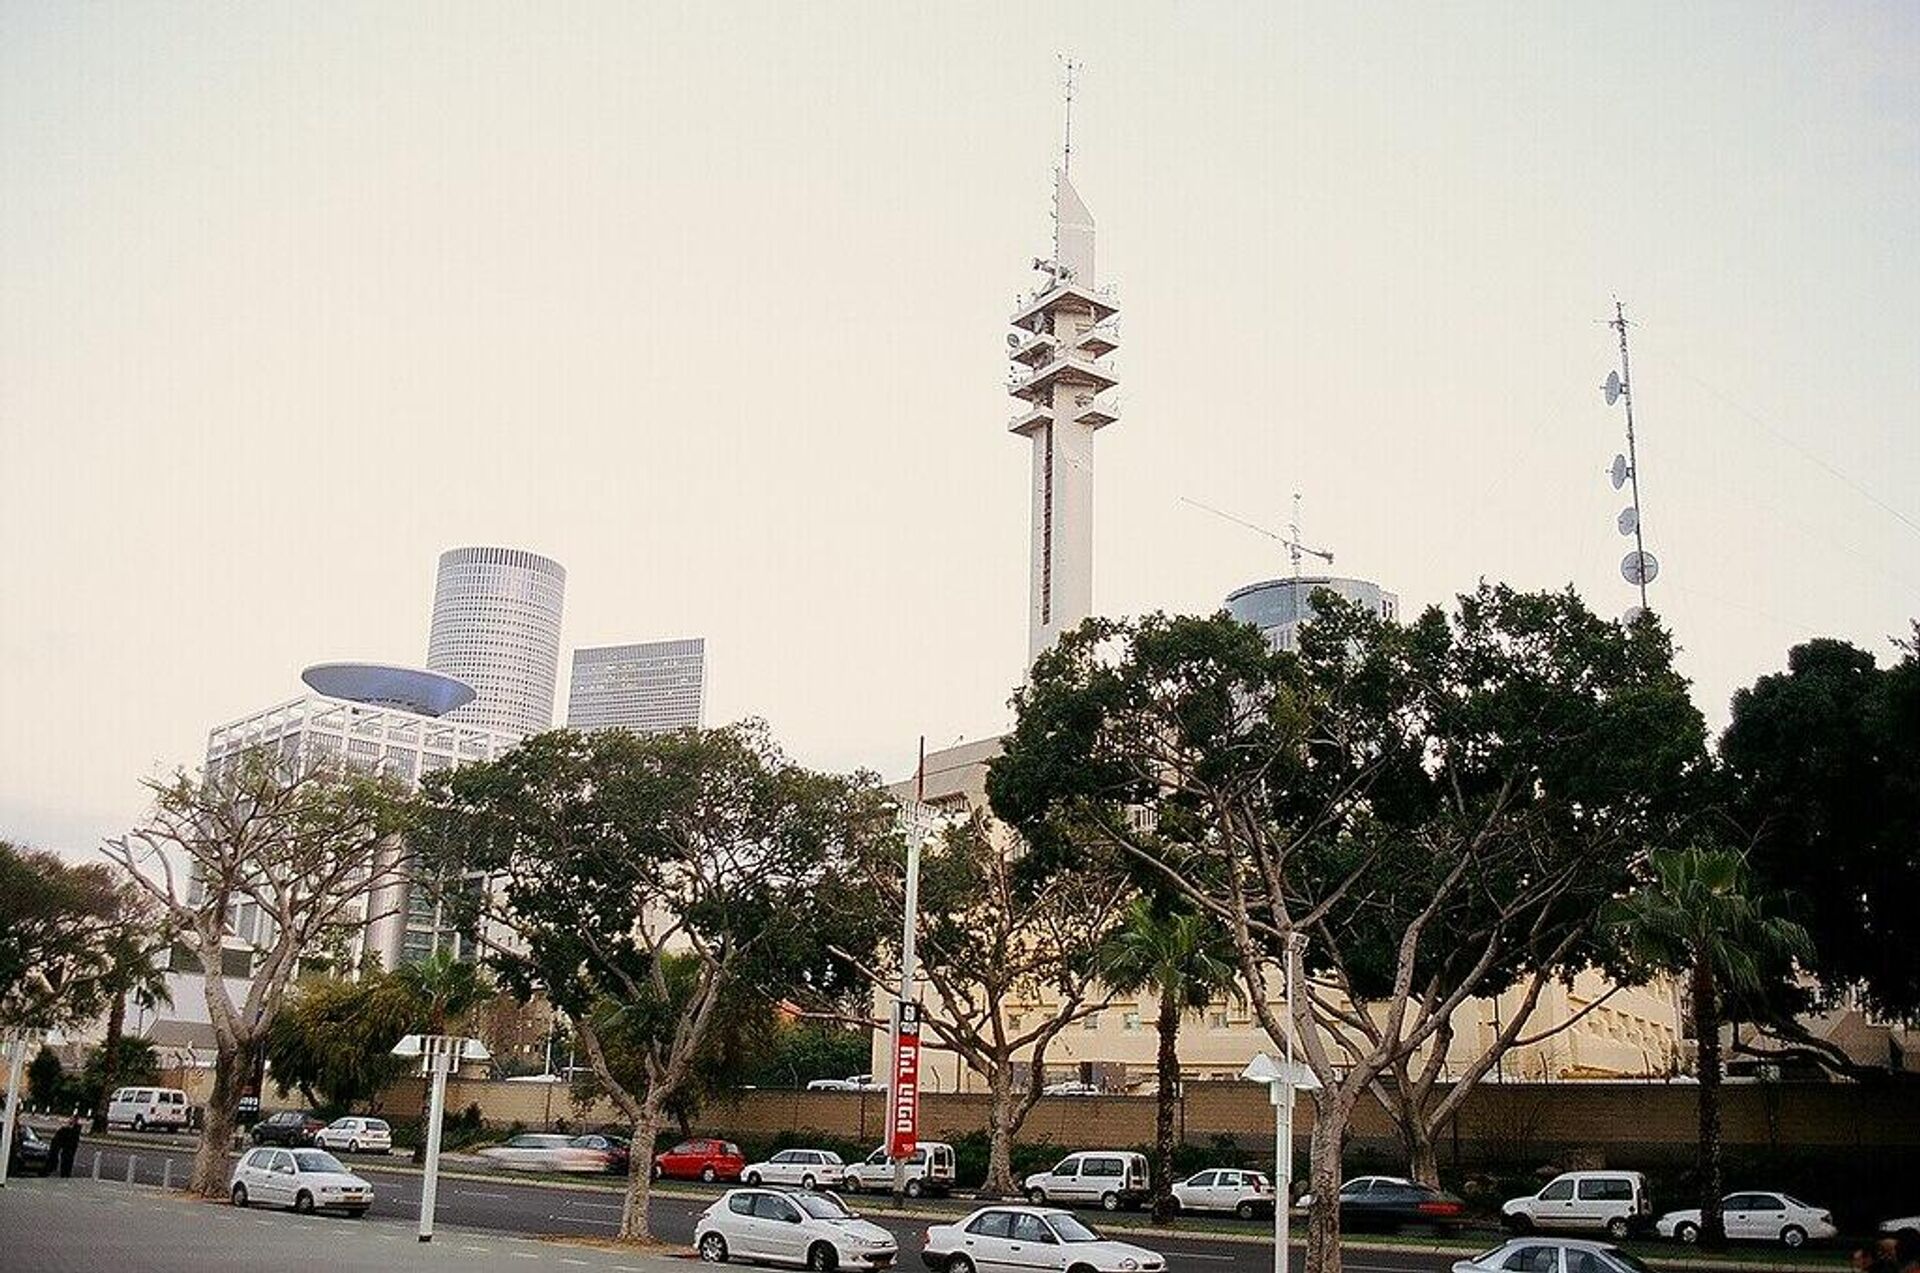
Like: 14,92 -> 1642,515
301,663 -> 477,718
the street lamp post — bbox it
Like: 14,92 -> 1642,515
1241,937 -> 1315,1273
392,1033 -> 490,1242
0,1027 -> 35,1189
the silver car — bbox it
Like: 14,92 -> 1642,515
696,1188 -> 897,1270
923,1206 -> 1164,1273
228,1146 -> 373,1215
1452,1237 -> 1657,1273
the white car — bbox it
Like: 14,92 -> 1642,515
696,1188 -> 897,1270
807,1074 -> 886,1092
228,1146 -> 374,1216
314,1116 -> 392,1155
744,1149 -> 846,1190
1883,1214 -> 1920,1242
1502,1171 -> 1652,1239
1655,1192 -> 1836,1247
842,1143 -> 957,1197
105,1086 -> 190,1132
1296,1175 -> 1413,1210
1171,1168 -> 1275,1219
1023,1151 -> 1151,1211
923,1206 -> 1165,1273
1451,1237 -> 1657,1273
1040,1081 -> 1102,1097
477,1132 -> 607,1174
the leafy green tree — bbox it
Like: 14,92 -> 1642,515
1720,635 -> 1920,1034
736,1018 -> 874,1090
265,974 -> 412,1110
1606,844 -> 1810,1248
88,931 -> 174,1130
0,841 -> 138,1030
27,1045 -> 73,1111
1098,896 -> 1240,1223
395,948 -> 487,1033
413,723 -> 889,1244
990,586 -> 1703,1273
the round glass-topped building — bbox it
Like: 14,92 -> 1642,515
425,546 -> 567,739
1225,575 -> 1399,652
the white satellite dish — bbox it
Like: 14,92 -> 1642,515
1621,550 -> 1660,586
1617,506 -> 1639,536
1610,454 -> 1630,490
1006,333 -> 1022,349
1603,370 -> 1624,406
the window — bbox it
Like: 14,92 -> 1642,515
1540,1179 -> 1575,1201
729,1194 -> 757,1216
1122,1012 -> 1141,1032
1084,1157 -> 1123,1178
1577,1178 -> 1633,1202
1501,1247 -> 1557,1273
1050,1157 -> 1079,1176
966,1212 -> 1014,1238
752,1195 -> 800,1223
1082,1013 -> 1100,1031
1190,1172 -> 1218,1188
1011,1214 -> 1055,1244
1208,1010 -> 1228,1030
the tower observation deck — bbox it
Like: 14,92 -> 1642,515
1010,167 -> 1120,667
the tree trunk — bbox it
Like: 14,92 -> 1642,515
1692,955 -> 1725,1249
191,1041 -> 244,1198
984,1065 -> 1019,1198
1151,983 -> 1181,1224
91,991 -> 127,1131
618,1108 -> 665,1243
1304,1092 -> 1352,1273
1404,1115 -> 1440,1191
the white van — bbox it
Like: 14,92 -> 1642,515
107,1086 -> 190,1132
841,1142 -> 958,1196
1023,1151 -> 1152,1211
1502,1171 -> 1652,1238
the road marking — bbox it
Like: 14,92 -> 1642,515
561,1261 -> 590,1268
460,1245 -> 492,1253
460,1190 -> 515,1199
1166,1255 -> 1235,1263
511,1254 -> 539,1261
564,1200 -> 624,1211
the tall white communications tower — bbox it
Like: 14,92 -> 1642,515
1009,65 -> 1121,666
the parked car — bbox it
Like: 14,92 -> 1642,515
842,1143 -> 958,1197
742,1149 -> 846,1190
695,1187 -> 898,1269
106,1086 -> 190,1132
1451,1237 -> 1657,1273
922,1205 -> 1166,1273
1655,1193 -> 1836,1247
1171,1168 -> 1274,1219
1502,1171 -> 1652,1239
1040,1081 -> 1103,1097
571,1133 -> 631,1175
1883,1214 -> 1920,1243
249,1110 -> 328,1147
314,1117 -> 392,1155
1334,1179 -> 1467,1234
228,1146 -> 373,1216
478,1132 -> 610,1174
7,1124 -> 55,1176
1296,1175 -> 1413,1210
1022,1151 -> 1151,1212
806,1074 -> 885,1092
655,1138 -> 747,1183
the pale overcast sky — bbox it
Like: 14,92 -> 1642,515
3,3 -> 1916,856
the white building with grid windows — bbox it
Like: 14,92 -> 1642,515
426,546 -> 567,738
566,638 -> 706,735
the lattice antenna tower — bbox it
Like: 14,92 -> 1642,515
1603,299 -> 1657,615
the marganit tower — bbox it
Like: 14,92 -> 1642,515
1008,108 -> 1120,667
426,546 -> 567,738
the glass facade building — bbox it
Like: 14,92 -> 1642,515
426,546 -> 567,738
566,638 -> 706,735
1224,575 -> 1400,652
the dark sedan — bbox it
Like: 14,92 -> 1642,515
1337,1179 -> 1468,1234
8,1125 -> 55,1176
570,1133 -> 631,1175
249,1110 -> 328,1147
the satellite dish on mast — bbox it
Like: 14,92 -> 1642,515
1623,605 -> 1648,624
1621,550 -> 1660,586
1610,454 -> 1630,490
1617,506 -> 1639,536
1603,370 -> 1624,406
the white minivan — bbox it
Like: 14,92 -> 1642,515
1024,1151 -> 1152,1211
107,1086 -> 190,1132
841,1141 -> 958,1196
1503,1171 -> 1652,1239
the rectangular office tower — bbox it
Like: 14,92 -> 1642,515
567,638 -> 707,734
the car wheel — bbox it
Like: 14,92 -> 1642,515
699,1233 -> 729,1263
746,1171 -> 762,1185
1782,1226 -> 1807,1249
230,1184 -> 249,1208
1100,1192 -> 1120,1212
294,1191 -> 315,1215
1675,1222 -> 1699,1244
347,1140 -> 360,1154
802,1174 -> 817,1190
905,1179 -> 924,1199
1236,1201 -> 1255,1220
651,1161 -> 663,1180
701,1165 -> 717,1183
133,1116 -> 145,1132
1605,1217 -> 1630,1240
1505,1214 -> 1534,1235
808,1242 -> 838,1272
948,1256 -> 975,1273
1027,1188 -> 1047,1205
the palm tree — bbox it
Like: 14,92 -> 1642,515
89,930 -> 173,1130
395,948 -> 487,1162
1606,844 -> 1809,1249
1099,897 -> 1243,1223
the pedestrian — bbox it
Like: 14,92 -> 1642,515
51,1114 -> 81,1178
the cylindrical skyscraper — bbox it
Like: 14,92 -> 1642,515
425,546 -> 567,738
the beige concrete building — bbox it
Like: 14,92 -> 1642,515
874,740 -> 1684,1095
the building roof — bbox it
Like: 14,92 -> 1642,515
300,663 -> 477,717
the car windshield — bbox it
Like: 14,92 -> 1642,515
1781,1195 -> 1812,1209
291,1150 -> 346,1174
364,1120 -> 388,1132
1602,1248 -> 1658,1273
794,1195 -> 853,1219
1046,1216 -> 1100,1243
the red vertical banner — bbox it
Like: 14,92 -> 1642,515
889,1002 -> 921,1160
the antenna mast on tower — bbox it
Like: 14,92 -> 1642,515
1060,55 -> 1079,173
1602,299 -> 1656,615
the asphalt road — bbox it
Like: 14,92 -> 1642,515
32,1133 -> 1466,1273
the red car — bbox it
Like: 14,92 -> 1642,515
652,1138 -> 746,1183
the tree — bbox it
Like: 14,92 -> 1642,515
265,974 -> 412,1111
101,747 -> 404,1197
832,814 -> 1131,1197
1720,635 -> 1920,1033
990,587 -> 1703,1273
0,841 -> 136,1030
1605,844 -> 1809,1248
88,928 -> 174,1130
413,724 -> 888,1244
1098,895 -> 1240,1223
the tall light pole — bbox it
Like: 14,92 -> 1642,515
392,1033 -> 489,1242
1242,936 -> 1315,1273
0,1026 -> 33,1188
889,737 -> 929,1201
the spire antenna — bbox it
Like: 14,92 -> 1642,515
1601,297 -> 1656,615
1060,55 -> 1080,173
